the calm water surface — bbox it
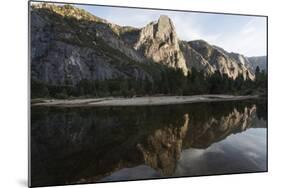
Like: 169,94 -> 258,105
31,100 -> 267,186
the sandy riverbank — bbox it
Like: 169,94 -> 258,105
31,94 -> 259,107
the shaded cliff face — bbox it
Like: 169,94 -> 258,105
247,56 -> 267,72
31,100 -> 266,186
31,3 -> 257,86
31,4 -> 152,85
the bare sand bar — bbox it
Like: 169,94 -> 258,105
31,94 -> 259,107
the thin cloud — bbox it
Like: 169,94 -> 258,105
210,17 -> 266,56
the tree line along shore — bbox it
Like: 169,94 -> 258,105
31,66 -> 267,100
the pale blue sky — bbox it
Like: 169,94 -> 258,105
75,4 -> 267,57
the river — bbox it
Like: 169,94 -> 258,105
30,99 -> 267,186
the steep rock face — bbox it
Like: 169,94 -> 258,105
247,56 -> 267,72
31,4 -> 151,85
133,15 -> 189,75
187,40 -> 255,80
31,3 -> 257,85
180,41 -> 215,75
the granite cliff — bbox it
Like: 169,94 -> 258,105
31,3 -> 257,87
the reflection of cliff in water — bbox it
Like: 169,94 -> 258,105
31,100 -> 267,186
136,103 -> 266,176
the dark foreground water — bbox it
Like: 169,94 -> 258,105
30,99 -> 267,187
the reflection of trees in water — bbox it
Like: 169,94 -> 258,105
256,100 -> 267,121
31,100 -> 267,186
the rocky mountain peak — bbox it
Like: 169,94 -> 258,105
157,15 -> 174,31
31,2 -> 258,85
158,15 -> 171,23
155,15 -> 177,44
133,15 -> 188,75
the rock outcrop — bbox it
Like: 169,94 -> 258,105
31,3 -> 151,85
180,41 -> 215,76
133,15 -> 189,75
185,40 -> 255,80
31,3 -> 258,86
